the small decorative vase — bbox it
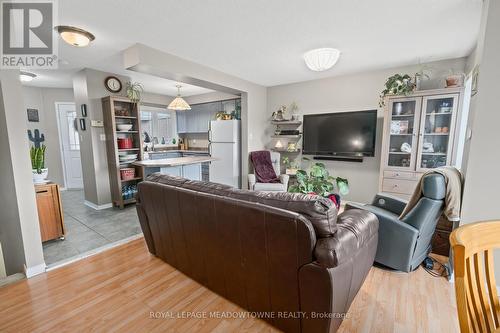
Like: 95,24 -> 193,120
32,168 -> 48,184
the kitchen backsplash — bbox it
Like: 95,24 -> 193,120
181,133 -> 209,148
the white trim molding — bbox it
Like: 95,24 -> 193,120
84,200 -> 112,210
24,263 -> 46,278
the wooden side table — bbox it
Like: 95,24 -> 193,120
35,182 -> 65,242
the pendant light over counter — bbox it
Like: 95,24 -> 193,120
167,85 -> 191,111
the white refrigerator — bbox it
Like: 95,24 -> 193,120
208,120 -> 241,188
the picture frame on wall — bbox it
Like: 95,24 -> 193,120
27,108 -> 39,122
81,104 -> 88,117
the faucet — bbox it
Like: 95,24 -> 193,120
151,137 -> 159,151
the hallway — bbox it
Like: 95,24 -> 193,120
42,190 -> 141,266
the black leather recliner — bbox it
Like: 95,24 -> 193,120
346,173 -> 445,272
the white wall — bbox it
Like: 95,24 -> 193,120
267,58 -> 467,203
22,87 -> 74,187
0,70 -> 45,276
460,0 -> 500,280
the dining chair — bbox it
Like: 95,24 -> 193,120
450,220 -> 500,333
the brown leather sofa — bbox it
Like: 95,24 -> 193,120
136,174 -> 378,333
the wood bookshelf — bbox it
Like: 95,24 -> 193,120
102,96 -> 144,209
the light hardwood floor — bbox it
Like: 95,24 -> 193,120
0,238 -> 459,333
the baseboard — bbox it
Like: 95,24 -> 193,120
24,263 -> 46,278
46,233 -> 144,271
0,273 -> 25,287
84,200 -> 113,210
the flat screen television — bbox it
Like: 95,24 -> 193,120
303,110 -> 377,157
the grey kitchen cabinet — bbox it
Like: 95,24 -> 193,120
182,163 -> 202,180
176,111 -> 187,133
160,165 -> 182,177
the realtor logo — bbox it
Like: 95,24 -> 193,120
1,0 -> 58,68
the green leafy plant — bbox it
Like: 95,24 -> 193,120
379,74 -> 415,107
126,81 -> 143,103
30,144 -> 46,173
289,159 -> 349,196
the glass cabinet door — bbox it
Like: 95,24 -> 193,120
385,97 -> 422,170
416,94 -> 459,171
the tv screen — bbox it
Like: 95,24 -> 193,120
303,110 -> 377,156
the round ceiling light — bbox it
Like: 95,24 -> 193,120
303,48 -> 340,72
55,26 -> 95,47
20,71 -> 37,82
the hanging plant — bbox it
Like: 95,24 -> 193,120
379,74 -> 415,107
126,81 -> 143,103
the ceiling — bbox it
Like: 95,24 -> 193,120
24,0 -> 482,92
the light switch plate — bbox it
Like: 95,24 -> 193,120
100,134 -> 106,141
91,120 -> 104,127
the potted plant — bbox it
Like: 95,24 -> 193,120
445,69 -> 465,88
288,160 -> 348,208
126,81 -> 143,103
30,144 -> 48,184
379,74 -> 416,107
282,156 -> 299,175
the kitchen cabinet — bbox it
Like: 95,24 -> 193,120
182,163 -> 202,180
35,183 -> 65,242
176,111 -> 187,133
160,165 -> 182,177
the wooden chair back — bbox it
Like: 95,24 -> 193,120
450,221 -> 500,333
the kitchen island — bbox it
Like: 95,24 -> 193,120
133,155 -> 216,181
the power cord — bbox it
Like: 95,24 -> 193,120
422,256 -> 449,278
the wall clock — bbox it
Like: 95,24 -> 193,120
104,76 -> 122,93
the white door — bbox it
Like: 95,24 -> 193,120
57,103 -> 83,189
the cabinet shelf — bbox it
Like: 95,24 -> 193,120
271,120 -> 302,126
426,112 -> 452,116
271,135 -> 302,139
120,177 -> 143,183
421,152 -> 447,156
118,148 -> 140,151
389,151 -> 411,155
271,148 -> 301,153
391,114 -> 415,118
103,96 -> 144,209
424,133 -> 449,136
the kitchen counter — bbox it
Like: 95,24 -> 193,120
147,149 -> 209,154
133,156 -> 216,168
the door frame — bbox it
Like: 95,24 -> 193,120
55,102 -> 82,190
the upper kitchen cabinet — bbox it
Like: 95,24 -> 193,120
176,110 -> 187,133
176,99 -> 241,134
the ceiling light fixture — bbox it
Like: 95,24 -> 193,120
55,26 -> 95,47
20,71 -> 37,82
168,85 -> 191,111
303,48 -> 340,72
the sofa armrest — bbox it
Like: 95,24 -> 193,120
279,174 -> 289,189
248,174 -> 256,190
314,209 -> 378,268
371,193 -> 408,215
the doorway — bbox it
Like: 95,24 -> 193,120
56,102 -> 83,189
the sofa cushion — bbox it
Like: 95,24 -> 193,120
228,190 -> 338,236
145,173 -> 233,196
